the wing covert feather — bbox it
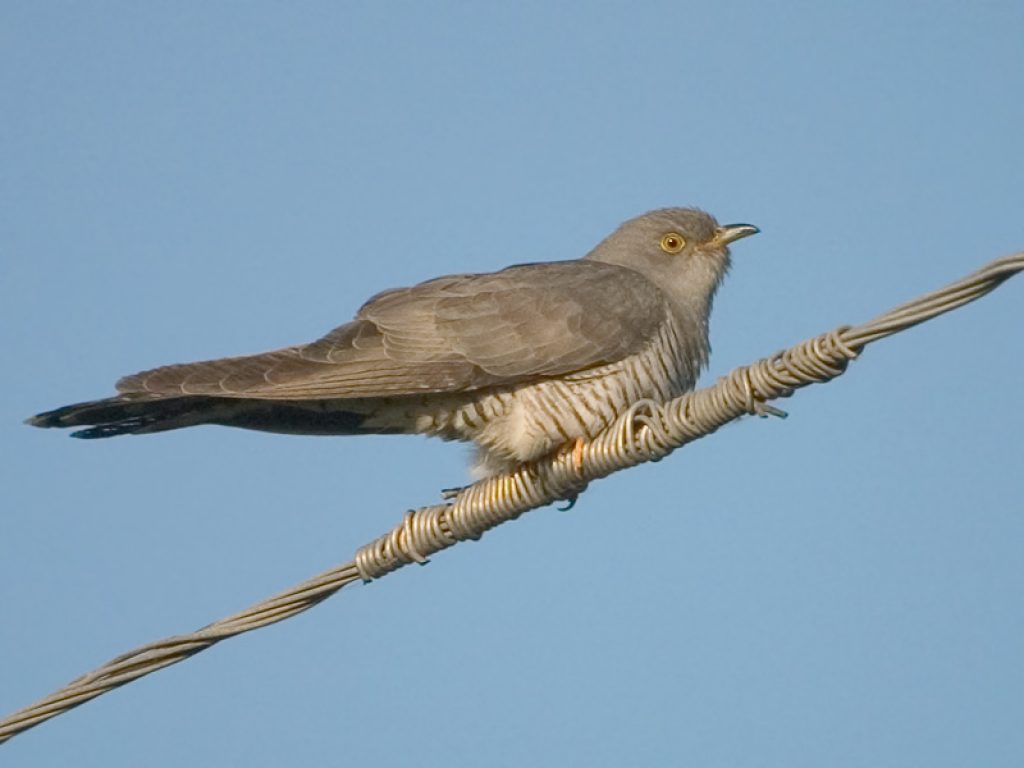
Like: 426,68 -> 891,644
117,261 -> 667,400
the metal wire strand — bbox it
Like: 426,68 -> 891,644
1,251 -> 1020,745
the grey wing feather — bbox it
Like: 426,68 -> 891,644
116,261 -> 667,400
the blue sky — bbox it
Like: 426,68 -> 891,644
2,2 -> 1022,765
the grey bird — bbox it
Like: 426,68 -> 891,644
28,208 -> 758,477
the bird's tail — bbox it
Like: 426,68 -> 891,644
26,395 -> 381,438
25,396 -> 220,439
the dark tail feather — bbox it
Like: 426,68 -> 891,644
25,396 -> 216,438
26,396 -> 381,438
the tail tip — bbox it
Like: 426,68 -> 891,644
25,411 -> 57,428
24,401 -> 145,437
69,423 -> 142,439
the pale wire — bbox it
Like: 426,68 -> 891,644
1,252 -> 1021,745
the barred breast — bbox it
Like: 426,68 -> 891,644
393,310 -> 706,476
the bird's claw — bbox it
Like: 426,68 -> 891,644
557,495 -> 578,511
753,401 -> 788,419
440,485 -> 465,502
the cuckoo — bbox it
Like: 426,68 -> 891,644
28,208 -> 759,477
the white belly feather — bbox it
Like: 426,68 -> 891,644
410,311 -> 702,476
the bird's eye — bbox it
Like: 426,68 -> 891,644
660,233 -> 686,254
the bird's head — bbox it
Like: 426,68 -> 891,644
585,207 -> 758,321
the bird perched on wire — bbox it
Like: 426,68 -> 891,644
27,208 -> 758,477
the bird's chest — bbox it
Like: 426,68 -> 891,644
462,321 -> 697,463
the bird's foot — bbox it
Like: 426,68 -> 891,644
552,437 -> 588,509
440,485 -> 466,502
555,436 -> 586,476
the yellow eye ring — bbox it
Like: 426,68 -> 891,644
660,233 -> 686,254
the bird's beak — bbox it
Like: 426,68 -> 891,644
714,223 -> 760,246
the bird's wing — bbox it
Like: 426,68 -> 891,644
116,261 -> 668,400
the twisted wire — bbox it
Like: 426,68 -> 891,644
2,251 -> 1020,745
